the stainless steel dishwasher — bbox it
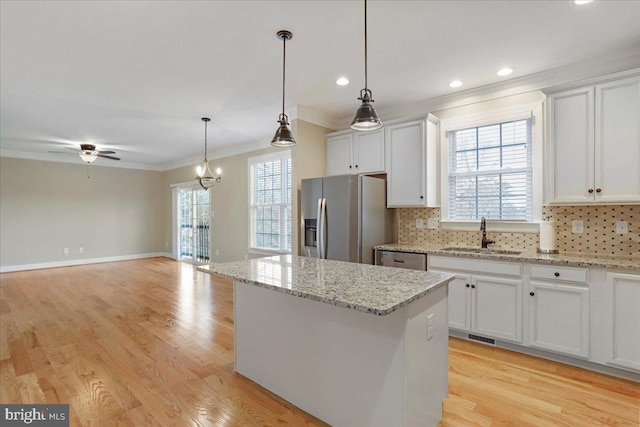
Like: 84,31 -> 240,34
376,250 -> 427,270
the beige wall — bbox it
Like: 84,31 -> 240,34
0,157 -> 164,268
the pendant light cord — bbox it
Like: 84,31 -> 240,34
282,35 -> 286,117
204,120 -> 208,161
364,0 -> 368,91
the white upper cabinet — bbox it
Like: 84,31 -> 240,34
326,129 -> 384,176
385,115 -> 439,207
594,78 -> 640,203
547,75 -> 640,204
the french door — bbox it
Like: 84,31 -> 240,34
178,187 -> 210,264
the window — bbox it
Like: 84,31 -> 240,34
249,150 -> 292,252
448,118 -> 532,221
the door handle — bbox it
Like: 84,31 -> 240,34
320,198 -> 327,259
316,198 -> 323,258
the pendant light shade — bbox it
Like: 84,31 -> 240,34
351,0 -> 382,131
195,117 -> 222,190
271,30 -> 296,147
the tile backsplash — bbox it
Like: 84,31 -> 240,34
397,205 -> 639,256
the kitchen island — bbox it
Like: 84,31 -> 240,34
199,255 -> 453,427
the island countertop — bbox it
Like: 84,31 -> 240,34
198,255 -> 453,316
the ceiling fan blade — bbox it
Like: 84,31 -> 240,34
96,150 -> 116,154
48,150 -> 75,154
64,147 -> 79,151
96,154 -> 120,161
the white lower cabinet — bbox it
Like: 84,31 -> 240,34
429,256 -> 523,344
447,274 -> 471,331
603,272 -> 640,372
527,281 -> 590,358
472,275 -> 522,343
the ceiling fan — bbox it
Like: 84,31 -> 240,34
49,143 -> 120,163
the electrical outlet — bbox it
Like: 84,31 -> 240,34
63,248 -> 69,255
427,313 -> 434,341
616,220 -> 629,234
572,220 -> 584,234
79,247 -> 84,253
216,249 -> 220,256
427,218 -> 439,229
165,241 -> 169,248
415,219 -> 424,229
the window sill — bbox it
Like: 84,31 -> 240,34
440,220 -> 539,233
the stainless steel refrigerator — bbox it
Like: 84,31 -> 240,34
300,175 -> 393,264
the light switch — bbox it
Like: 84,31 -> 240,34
415,219 -> 423,229
427,313 -> 434,341
427,218 -> 439,229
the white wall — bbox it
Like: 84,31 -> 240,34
0,157 -> 165,270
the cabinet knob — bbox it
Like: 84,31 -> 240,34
530,292 -> 535,296
596,188 -> 602,193
355,164 -> 359,168
588,188 -> 594,193
349,165 -> 352,169
465,283 -> 470,288
554,272 -> 560,277
420,195 -> 424,199
471,284 -> 476,289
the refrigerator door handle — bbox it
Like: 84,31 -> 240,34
320,198 -> 327,259
316,198 -> 323,258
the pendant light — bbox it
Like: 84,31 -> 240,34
271,30 -> 296,147
195,117 -> 222,190
350,0 -> 382,131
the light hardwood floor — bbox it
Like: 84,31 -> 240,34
1,258 -> 638,426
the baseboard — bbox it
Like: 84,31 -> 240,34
0,252 -> 174,273
450,329 -> 640,382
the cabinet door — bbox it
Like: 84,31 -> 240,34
528,281 -> 589,358
385,120 -> 426,207
326,134 -> 353,176
595,77 -> 640,203
471,275 -> 522,343
548,88 -> 594,204
443,273 -> 471,331
604,272 -> 640,372
353,129 -> 385,174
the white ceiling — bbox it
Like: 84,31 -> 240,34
1,0 -> 639,169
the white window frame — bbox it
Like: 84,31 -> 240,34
440,103 -> 543,232
248,149 -> 292,255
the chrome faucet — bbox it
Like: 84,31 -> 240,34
480,216 -> 495,249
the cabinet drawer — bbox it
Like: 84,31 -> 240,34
530,264 -> 588,284
377,251 -> 426,270
428,256 -> 521,277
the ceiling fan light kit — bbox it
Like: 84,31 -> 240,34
351,0 -> 382,131
271,30 -> 296,147
195,117 -> 222,190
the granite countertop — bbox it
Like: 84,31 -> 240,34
198,255 -> 453,316
375,243 -> 640,271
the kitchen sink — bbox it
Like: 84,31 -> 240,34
440,247 -> 522,255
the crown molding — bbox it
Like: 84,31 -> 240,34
0,149 -> 163,171
290,105 -> 341,131
334,47 -> 640,130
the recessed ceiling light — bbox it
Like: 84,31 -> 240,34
336,77 -> 349,86
449,80 -> 463,88
574,0 -> 593,4
497,67 -> 514,76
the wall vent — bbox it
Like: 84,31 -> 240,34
468,334 -> 496,346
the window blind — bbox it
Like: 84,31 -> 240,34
448,119 -> 532,221
249,152 -> 292,251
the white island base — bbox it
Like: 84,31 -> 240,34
234,281 -> 448,427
